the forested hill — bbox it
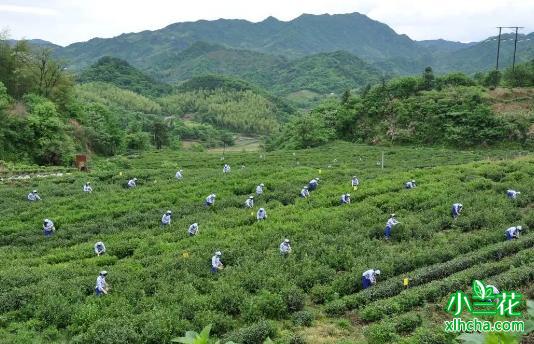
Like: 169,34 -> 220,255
52,13 -> 534,77
78,56 -> 172,97
54,12 -> 420,70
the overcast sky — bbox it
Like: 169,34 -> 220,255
1,0 -> 533,46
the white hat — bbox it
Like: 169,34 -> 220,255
166,210 -> 172,214
260,183 -> 264,186
133,178 -> 137,181
390,214 -> 396,217
304,186 -> 308,189
215,251 -> 222,256
412,180 -> 415,183
100,271 -> 108,276
44,218 -> 50,223
249,195 -> 254,199
353,176 -> 356,178
316,177 -> 320,181
517,226 -> 522,231
347,194 -> 351,197
458,203 -> 463,207
87,182 -> 91,184
284,239 -> 290,243
375,270 -> 381,275
33,190 -> 37,193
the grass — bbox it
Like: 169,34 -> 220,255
0,142 -> 532,343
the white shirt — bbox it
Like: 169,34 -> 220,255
96,276 -> 106,291
301,189 -> 309,197
257,210 -> 267,220
43,221 -> 54,231
28,192 -> 41,201
280,242 -> 291,253
362,269 -> 378,283
352,178 -> 359,186
341,194 -> 350,203
309,179 -> 318,186
405,181 -> 415,188
84,184 -> 93,192
206,194 -> 216,204
452,204 -> 462,213
128,179 -> 136,188
94,242 -> 106,254
256,185 -> 263,195
175,171 -> 183,179
506,226 -> 519,236
212,255 -> 222,268
188,223 -> 198,235
386,218 -> 399,227
245,198 -> 254,208
223,165 -> 230,173
161,214 -> 171,225
507,190 -> 518,198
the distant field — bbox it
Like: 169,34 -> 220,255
0,143 -> 532,343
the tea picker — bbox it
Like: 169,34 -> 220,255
43,219 -> 55,237
506,189 -> 520,200
362,269 -> 381,289
505,226 -> 522,240
205,193 -> 216,207
127,178 -> 137,188
211,251 -> 224,273
351,176 -> 360,189
83,182 -> 93,193
94,241 -> 106,256
340,193 -> 351,204
223,164 -> 231,173
405,180 -> 416,189
175,170 -> 183,180
384,214 -> 400,240
245,195 -> 254,208
308,178 -> 319,191
451,203 -> 463,220
300,186 -> 310,198
257,208 -> 267,221
188,223 -> 199,236
280,239 -> 292,256
95,271 -> 109,296
161,210 -> 172,226
28,190 -> 41,201
256,183 -> 264,196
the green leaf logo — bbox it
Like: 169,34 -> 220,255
472,280 -> 486,300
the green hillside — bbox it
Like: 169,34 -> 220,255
78,56 -> 172,97
0,143 -> 532,343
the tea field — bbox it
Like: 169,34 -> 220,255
0,142 -> 533,344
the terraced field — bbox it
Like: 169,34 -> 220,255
0,142 -> 532,343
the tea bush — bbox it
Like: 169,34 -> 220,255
0,142 -> 532,342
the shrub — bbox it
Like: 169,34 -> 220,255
364,322 -> 399,344
310,284 -> 335,304
394,313 -> 422,334
323,299 -> 347,316
281,286 -> 305,313
291,311 -> 314,327
225,320 -> 276,344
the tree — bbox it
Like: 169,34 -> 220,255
421,66 -> 435,91
502,60 -> 534,87
483,70 -> 501,88
341,90 -> 351,104
152,120 -> 170,149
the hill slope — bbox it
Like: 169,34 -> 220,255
0,143 -> 532,343
78,56 -> 172,97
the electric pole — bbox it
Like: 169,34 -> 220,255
495,26 -> 523,71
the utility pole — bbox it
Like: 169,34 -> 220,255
495,26 -> 523,71
496,27 -> 502,70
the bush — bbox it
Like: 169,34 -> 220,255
310,284 -> 336,304
394,313 -> 422,334
225,320 -> 276,344
291,311 -> 314,327
364,322 -> 399,344
281,286 -> 305,313
323,299 -> 347,316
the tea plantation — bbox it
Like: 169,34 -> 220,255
0,142 -> 533,343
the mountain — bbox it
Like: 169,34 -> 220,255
78,56 -> 172,97
433,32 -> 534,74
7,39 -> 61,50
54,12 -> 422,70
416,39 -> 475,54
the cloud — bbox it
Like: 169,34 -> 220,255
0,4 -> 58,16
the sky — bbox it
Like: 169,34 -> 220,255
1,0 -> 533,46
